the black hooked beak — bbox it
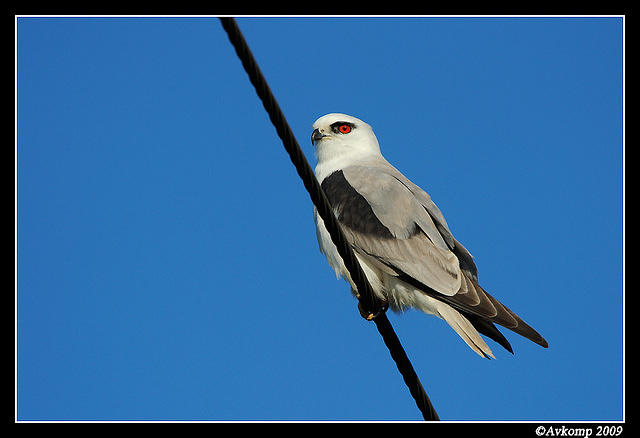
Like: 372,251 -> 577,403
311,128 -> 326,145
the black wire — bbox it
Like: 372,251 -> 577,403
218,17 -> 439,421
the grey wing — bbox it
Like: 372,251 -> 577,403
338,165 -> 464,297
383,164 -> 479,282
336,164 -> 548,349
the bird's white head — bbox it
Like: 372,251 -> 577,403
311,113 -> 382,180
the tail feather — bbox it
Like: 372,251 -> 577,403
466,314 -> 513,354
397,270 -> 548,352
436,302 -> 495,359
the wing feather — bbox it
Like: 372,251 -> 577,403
322,161 -> 548,349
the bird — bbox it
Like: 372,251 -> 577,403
311,113 -> 548,359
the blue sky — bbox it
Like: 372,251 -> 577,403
16,16 -> 624,421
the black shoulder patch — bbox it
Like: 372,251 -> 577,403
321,170 -> 394,238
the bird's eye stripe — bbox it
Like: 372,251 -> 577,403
330,121 -> 354,134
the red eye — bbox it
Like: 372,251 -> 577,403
339,124 -> 351,134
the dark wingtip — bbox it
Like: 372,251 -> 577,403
538,338 -> 549,348
467,315 -> 514,354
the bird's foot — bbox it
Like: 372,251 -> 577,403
356,294 -> 389,320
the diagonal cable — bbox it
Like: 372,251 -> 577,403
218,17 -> 439,421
